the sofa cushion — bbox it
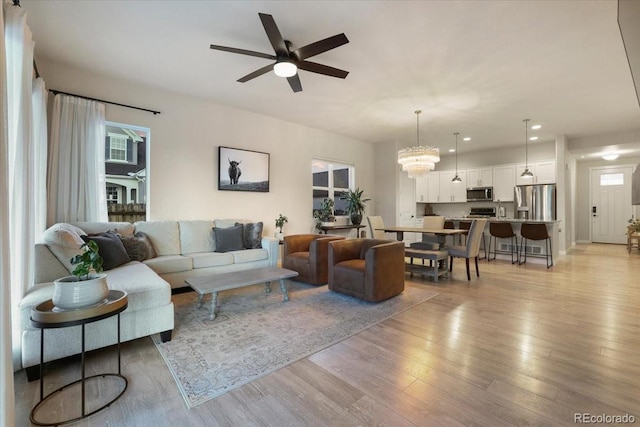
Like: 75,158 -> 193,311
134,221 -> 181,256
187,252 -> 234,269
119,231 -> 157,261
142,255 -> 193,275
42,223 -> 87,273
213,225 -> 244,253
236,222 -> 263,249
231,248 -> 269,264
179,220 -> 215,254
81,230 -> 131,270
71,221 -> 135,237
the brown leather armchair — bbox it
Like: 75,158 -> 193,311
328,239 -> 405,302
283,234 -> 345,285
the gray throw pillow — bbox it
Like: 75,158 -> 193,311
119,231 -> 157,261
81,230 -> 131,270
213,225 -> 245,253
236,222 -> 263,249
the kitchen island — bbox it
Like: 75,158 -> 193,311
444,217 -> 561,265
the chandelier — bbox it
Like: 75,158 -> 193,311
397,110 -> 440,179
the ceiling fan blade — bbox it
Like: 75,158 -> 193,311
237,63 -> 275,83
293,33 -> 349,60
259,13 -> 288,56
287,74 -> 303,92
297,61 -> 349,79
210,45 -> 276,61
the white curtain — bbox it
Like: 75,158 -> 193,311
47,94 -> 107,224
2,2 -> 48,423
0,3 -> 14,426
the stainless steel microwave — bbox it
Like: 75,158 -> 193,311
466,187 -> 493,201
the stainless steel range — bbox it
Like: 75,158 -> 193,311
468,207 -> 496,218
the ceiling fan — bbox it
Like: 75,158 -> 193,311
210,13 -> 349,93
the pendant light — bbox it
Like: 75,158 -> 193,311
520,118 -> 534,178
397,110 -> 440,179
451,132 -> 462,183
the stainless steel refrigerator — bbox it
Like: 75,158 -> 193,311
514,184 -> 557,220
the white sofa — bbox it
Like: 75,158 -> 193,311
19,219 -> 278,378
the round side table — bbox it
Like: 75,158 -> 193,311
29,290 -> 128,426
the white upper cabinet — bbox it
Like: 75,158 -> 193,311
492,164 -> 516,202
438,170 -> 467,202
415,176 -> 428,202
516,160 -> 556,185
467,168 -> 493,188
426,172 -> 440,203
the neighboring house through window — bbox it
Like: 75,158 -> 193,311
105,122 -> 149,222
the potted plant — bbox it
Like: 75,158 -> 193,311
341,187 -> 371,226
52,240 -> 109,310
313,198 -> 335,229
627,217 -> 640,235
274,213 -> 288,241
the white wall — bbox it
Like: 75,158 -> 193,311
39,59 -> 375,235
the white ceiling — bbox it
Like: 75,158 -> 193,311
20,0 -> 640,159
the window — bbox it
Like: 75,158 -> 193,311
600,173 -> 624,186
108,135 -> 127,161
105,122 -> 149,222
312,159 -> 354,216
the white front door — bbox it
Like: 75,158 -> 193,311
590,166 -> 633,244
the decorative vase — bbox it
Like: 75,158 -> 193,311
274,231 -> 284,241
350,212 -> 363,226
52,273 -> 109,310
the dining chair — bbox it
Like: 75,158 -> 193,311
410,216 -> 445,250
446,218 -> 488,280
367,216 -> 386,240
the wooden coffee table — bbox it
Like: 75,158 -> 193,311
185,266 -> 298,320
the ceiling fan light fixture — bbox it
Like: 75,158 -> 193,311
274,61 -> 297,77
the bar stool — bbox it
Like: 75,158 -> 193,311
519,223 -> 553,268
488,222 -> 518,264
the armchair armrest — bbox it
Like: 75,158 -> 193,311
365,241 -> 405,279
283,234 -> 317,256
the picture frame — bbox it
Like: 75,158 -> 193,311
218,146 -> 270,192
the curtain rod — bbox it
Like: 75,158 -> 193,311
50,89 -> 161,115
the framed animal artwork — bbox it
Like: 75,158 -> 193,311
218,146 -> 270,192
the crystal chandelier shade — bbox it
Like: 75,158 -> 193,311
397,110 -> 440,179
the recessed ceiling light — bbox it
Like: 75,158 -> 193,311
531,124 -> 541,130
602,154 -> 619,161
449,149 -> 455,153
529,136 -> 538,141
463,137 -> 471,141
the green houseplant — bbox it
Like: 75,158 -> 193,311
627,217 -> 640,235
313,198 -> 335,229
52,240 -> 109,310
341,187 -> 371,226
274,213 -> 288,240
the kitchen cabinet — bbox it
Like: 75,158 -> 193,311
426,172 -> 440,203
467,168 -> 493,187
415,176 -> 428,202
438,170 -> 467,202
516,160 -> 556,185
492,164 -> 516,202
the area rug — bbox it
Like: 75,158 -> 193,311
152,281 -> 438,408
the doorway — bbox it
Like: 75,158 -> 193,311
590,166 -> 633,244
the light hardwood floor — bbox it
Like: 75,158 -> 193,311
14,244 -> 640,426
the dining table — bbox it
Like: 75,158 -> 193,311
376,226 -> 465,248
